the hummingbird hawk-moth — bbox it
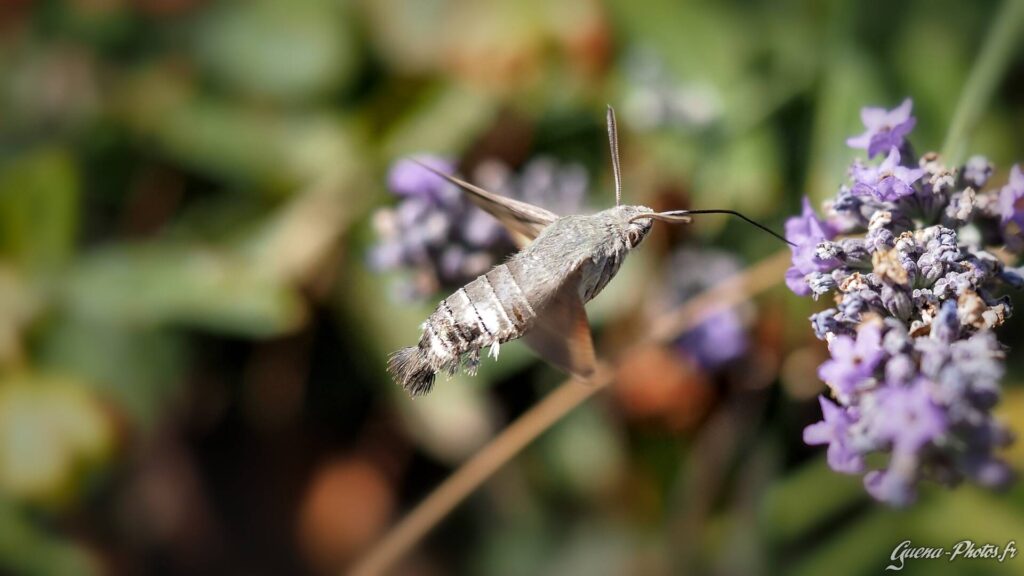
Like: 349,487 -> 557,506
388,107 -> 793,396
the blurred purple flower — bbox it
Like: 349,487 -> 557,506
665,248 -> 750,370
846,98 -> 916,158
850,148 -> 924,202
677,311 -> 747,370
387,156 -> 457,201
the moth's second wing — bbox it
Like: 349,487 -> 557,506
522,274 -> 596,379
412,160 -> 559,247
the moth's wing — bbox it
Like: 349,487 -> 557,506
412,159 -> 558,247
522,274 -> 596,379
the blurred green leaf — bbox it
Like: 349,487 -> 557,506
942,0 -> 1024,164
64,244 -> 306,337
894,7 -> 971,152
538,402 -> 625,500
359,0 -> 451,74
394,376 -> 500,463
915,487 -> 1024,559
607,0 -> 749,90
118,66 -> 368,190
194,0 -> 358,103
760,458 -> 866,544
0,497 -> 100,576
695,126 -> 781,220
0,373 -> 114,505
382,82 -> 499,159
0,267 -> 43,367
0,148 -> 79,273
541,520 -> 637,576
243,174 -> 359,284
784,507 -> 915,576
963,112 -> 1019,168
473,520 -> 553,576
804,46 -> 883,203
38,317 -> 186,428
152,100 -> 358,190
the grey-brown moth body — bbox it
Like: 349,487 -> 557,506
387,107 -> 793,396
389,201 -> 653,396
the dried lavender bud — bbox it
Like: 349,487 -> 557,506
808,272 -> 838,297
831,186 -> 868,223
998,164 -> 1024,251
943,187 -> 975,227
837,238 -> 871,267
793,99 -> 1019,506
810,308 -> 846,340
880,284 -> 913,322
963,155 -> 994,189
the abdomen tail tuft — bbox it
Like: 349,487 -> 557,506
387,347 -> 436,397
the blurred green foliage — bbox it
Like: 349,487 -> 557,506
0,0 -> 1022,575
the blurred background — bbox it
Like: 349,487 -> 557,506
1,0 -> 1023,574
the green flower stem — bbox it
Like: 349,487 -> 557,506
941,0 -> 1024,164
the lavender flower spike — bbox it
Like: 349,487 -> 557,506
846,98 -> 916,158
794,96 -> 1019,507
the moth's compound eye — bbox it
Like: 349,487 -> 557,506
627,228 -> 642,247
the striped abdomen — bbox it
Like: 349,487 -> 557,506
388,262 -> 538,396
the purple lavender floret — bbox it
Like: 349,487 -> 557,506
846,98 -> 917,158
803,396 -> 864,474
370,154 -> 587,300
850,148 -> 925,202
794,98 -> 1020,506
868,378 -> 948,455
817,323 -> 884,400
785,198 -> 838,296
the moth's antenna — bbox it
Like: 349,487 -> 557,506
630,209 -> 796,247
607,105 -> 622,207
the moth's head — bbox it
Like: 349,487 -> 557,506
601,106 -> 794,250
611,205 -> 655,248
626,208 -> 797,248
